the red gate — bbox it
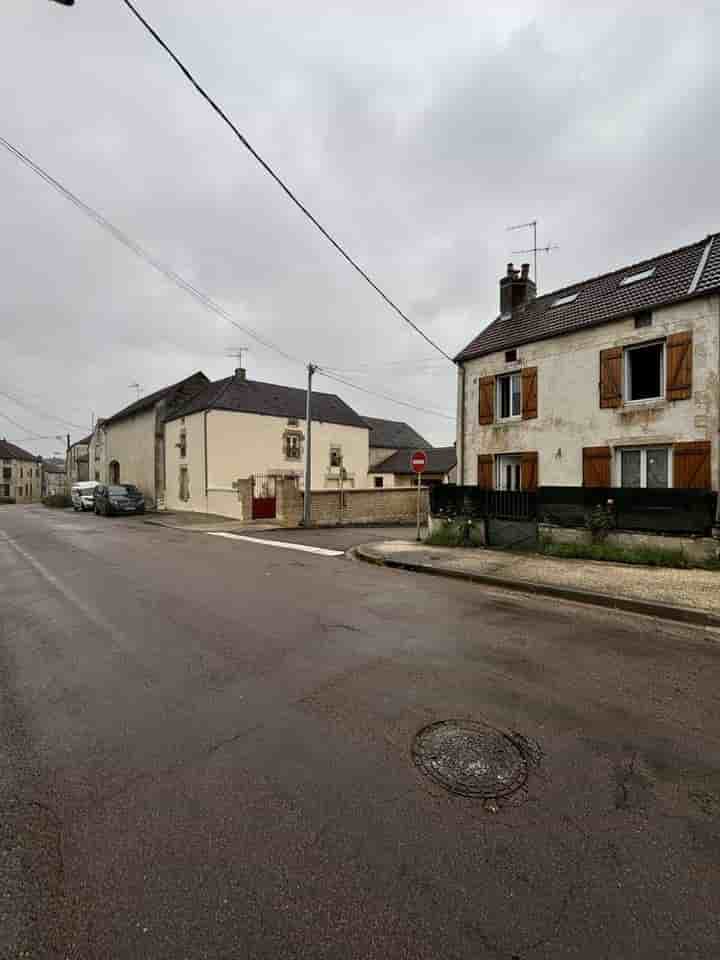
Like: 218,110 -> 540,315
252,474 -> 277,519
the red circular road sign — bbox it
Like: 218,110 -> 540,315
411,450 -> 428,473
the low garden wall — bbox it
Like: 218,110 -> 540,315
539,523 -> 720,566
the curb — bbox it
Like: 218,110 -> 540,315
353,545 -> 720,630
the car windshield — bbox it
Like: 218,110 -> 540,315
108,485 -> 139,496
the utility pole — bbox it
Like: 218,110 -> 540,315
303,363 -> 316,527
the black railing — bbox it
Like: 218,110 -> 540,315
430,485 -> 718,535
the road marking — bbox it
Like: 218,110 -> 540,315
206,532 -> 344,557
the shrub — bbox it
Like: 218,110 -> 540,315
42,494 -> 73,508
540,540 -> 689,568
425,518 -> 484,548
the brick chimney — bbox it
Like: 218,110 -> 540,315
234,367 -> 247,381
499,262 -> 536,317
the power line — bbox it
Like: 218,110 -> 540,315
119,0 -> 454,364
317,369 -> 455,421
1,136 -> 453,425
0,411 -> 51,439
0,387 -> 89,431
0,136 -> 303,370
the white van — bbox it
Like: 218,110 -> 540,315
71,481 -> 99,512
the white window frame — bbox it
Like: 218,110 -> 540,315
616,446 -> 672,488
496,453 -> 522,491
624,340 -> 665,404
496,372 -> 522,420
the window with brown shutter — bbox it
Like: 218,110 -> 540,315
599,349 -> 622,408
673,441 -> 711,489
666,332 -> 692,401
477,454 -> 493,489
521,366 -> 538,420
478,376 -> 495,425
583,446 -> 611,487
520,451 -> 538,491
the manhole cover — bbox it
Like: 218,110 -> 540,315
412,719 -> 528,799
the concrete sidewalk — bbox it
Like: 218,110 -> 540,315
355,540 -> 720,628
143,511 -> 286,533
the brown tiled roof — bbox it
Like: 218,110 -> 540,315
456,233 -> 720,362
372,446 -> 456,475
0,438 -> 37,461
166,375 -> 369,430
363,417 -> 431,449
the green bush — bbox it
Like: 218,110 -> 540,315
42,494 -> 73,508
425,519 -> 484,548
540,540 -> 689,568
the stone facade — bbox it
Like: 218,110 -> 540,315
457,294 -> 720,490
0,456 -> 42,502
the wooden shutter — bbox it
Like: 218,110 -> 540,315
478,376 -> 495,425
673,441 -> 711,489
599,348 -> 622,408
583,446 -> 611,487
521,366 -> 538,420
477,455 -> 493,489
666,332 -> 692,401
520,451 -> 538,491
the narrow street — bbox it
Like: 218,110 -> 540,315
1,505 -> 719,958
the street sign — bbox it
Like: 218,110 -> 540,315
411,450 -> 427,474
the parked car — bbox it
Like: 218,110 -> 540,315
94,484 -> 145,516
71,481 -> 100,512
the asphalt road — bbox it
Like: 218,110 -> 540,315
1,505 -> 719,959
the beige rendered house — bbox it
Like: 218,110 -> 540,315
89,371 -> 209,507
454,234 -> 720,493
66,435 -> 91,484
369,446 -> 457,488
164,368 -> 370,519
0,439 -> 42,502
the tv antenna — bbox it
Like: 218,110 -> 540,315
226,347 -> 248,372
506,219 -> 558,290
129,382 -> 142,401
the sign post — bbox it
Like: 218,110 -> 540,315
411,450 -> 427,541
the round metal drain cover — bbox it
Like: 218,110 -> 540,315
412,719 -> 527,799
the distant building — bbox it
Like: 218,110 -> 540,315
66,435 -> 91,484
368,446 -> 456,488
0,438 -> 42,502
42,459 -> 67,496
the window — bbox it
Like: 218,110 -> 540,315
2,468 -> 10,480
179,467 -> 190,501
634,310 -> 652,329
19,467 -> 23,478
287,417 -> 299,427
551,293 -> 578,307
178,430 -> 187,459
505,349 -> 517,363
620,267 -> 655,287
95,471 -> 100,481
374,476 -> 384,488
0,484 -> 8,497
625,341 -> 664,402
497,372 -> 521,419
284,432 -> 302,460
329,446 -> 343,468
496,454 -> 522,491
620,447 -> 670,488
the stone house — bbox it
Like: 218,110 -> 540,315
66,435 -> 90,484
454,233 -> 720,492
163,368 -> 370,518
364,417 -> 447,488
368,446 -> 457,488
42,459 -> 67,496
89,372 -> 209,507
0,439 -> 42,502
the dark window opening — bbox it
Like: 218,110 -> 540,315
627,342 -> 663,401
505,349 -> 517,362
634,310 -> 652,329
374,476 -> 384,488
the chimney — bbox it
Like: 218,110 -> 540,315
234,367 -> 246,381
499,261 -> 536,318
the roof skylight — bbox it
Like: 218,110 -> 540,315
620,267 -> 656,286
551,293 -> 578,307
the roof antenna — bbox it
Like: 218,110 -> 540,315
129,382 -> 142,401
226,347 -> 248,374
506,219 -> 559,291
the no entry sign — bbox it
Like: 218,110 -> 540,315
411,450 -> 427,474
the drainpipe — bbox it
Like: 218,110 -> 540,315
457,364 -> 465,485
204,410 -> 209,514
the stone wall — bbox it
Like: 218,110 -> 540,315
278,481 -> 429,526
539,522 -> 720,565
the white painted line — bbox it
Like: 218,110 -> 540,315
206,532 -> 344,557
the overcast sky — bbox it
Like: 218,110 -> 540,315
2,1 -> 718,456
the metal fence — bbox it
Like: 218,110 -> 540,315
430,485 -> 718,536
